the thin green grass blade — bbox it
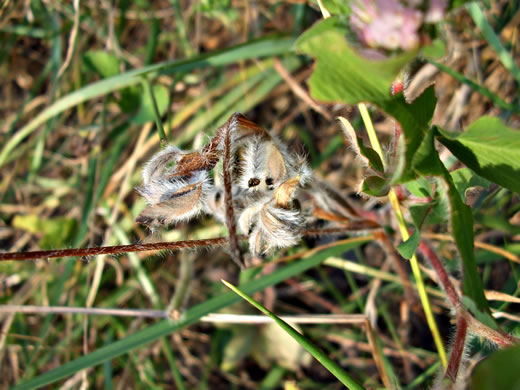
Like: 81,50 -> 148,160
259,366 -> 286,390
428,59 -> 519,114
467,3 -> 520,85
221,280 -> 364,390
141,78 -> 168,144
0,24 -> 53,38
169,0 -> 193,57
0,35 -> 294,168
160,339 -> 187,390
404,360 -> 441,389
13,239 -> 369,390
103,330 -> 114,390
94,130 -> 130,203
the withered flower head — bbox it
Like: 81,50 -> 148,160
136,113 -> 350,265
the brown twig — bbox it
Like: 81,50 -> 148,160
222,114 -> 245,268
418,239 -> 519,382
0,227 -> 363,263
445,314 -> 468,382
273,58 -> 332,120
0,237 -> 230,262
57,0 -> 80,78
418,240 -> 461,308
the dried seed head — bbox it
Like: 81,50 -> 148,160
239,136 -> 302,193
274,176 -> 300,208
248,201 -> 304,257
136,113 -> 319,263
205,187 -> 226,223
238,201 -> 264,236
137,170 -> 211,226
237,175 -> 306,257
142,145 -> 182,185
227,113 -> 270,146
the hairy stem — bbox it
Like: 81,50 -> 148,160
445,313 -> 468,382
358,103 -> 448,368
0,227 -> 351,262
418,240 -> 460,308
222,113 -> 245,268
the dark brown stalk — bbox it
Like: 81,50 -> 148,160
0,227 -> 364,263
418,239 -> 466,380
174,129 -> 225,177
419,239 -> 518,380
222,113 -> 245,268
0,237 -> 231,262
418,240 -> 460,308
445,314 -> 468,382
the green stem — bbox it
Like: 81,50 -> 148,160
358,103 -> 385,168
358,104 -> 448,369
222,280 -> 364,390
142,77 -> 168,145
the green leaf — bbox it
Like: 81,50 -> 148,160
338,116 -> 384,173
131,84 -> 169,125
404,177 -> 433,198
450,0 -> 471,8
118,86 -> 141,113
296,18 -> 438,182
396,229 -> 420,259
295,17 -> 415,106
12,215 -> 77,249
83,51 -> 121,78
438,117 -> 520,194
450,167 -> 490,202
13,240 -> 368,390
470,344 -> 520,390
412,127 -> 445,176
360,175 -> 390,197
221,326 -> 256,371
461,297 -> 496,330
358,141 -> 385,173
320,0 -> 350,15
413,128 -> 491,317
445,170 -> 491,316
409,196 -> 448,228
387,86 -> 437,182
421,38 -> 446,60
222,280 -> 364,390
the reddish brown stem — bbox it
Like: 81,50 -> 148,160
0,227 -> 360,263
222,113 -> 245,268
418,240 -> 461,308
445,314 -> 468,382
419,240 -> 518,355
0,237 -> 230,262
